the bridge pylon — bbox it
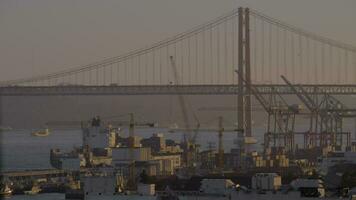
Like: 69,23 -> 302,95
236,7 -> 252,167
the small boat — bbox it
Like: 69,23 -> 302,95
0,126 -> 12,131
168,123 -> 179,133
32,128 -> 50,137
24,184 -> 42,195
0,184 -> 13,197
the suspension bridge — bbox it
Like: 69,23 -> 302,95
1,6 -> 356,143
0,7 -> 355,96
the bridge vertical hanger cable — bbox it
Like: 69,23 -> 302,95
276,26 -> 279,83
181,39 -> 184,84
153,50 -> 155,85
110,65 -> 113,85
131,58 -> 135,85
102,66 -> 106,85
188,37 -> 191,84
210,25 -> 213,84
298,34 -> 302,84
83,69 -> 86,85
195,33 -> 199,84
261,18 -> 265,83
117,63 -> 119,85
217,23 -> 220,84
354,52 -> 356,84
345,50 -> 348,84
145,52 -> 148,85
89,68 -> 92,85
138,55 -> 141,85
232,16 -> 235,84
353,52 -> 356,84
168,44 -> 172,84
306,37 -> 310,83
202,28 -> 206,84
75,72 -> 78,85
329,45 -> 333,83
337,48 -> 341,84
103,64 -> 106,85
283,29 -> 287,80
124,60 -> 127,85
268,22 -> 272,83
253,15 -> 257,82
291,32 -> 295,82
224,20 -> 228,84
313,41 -> 317,84
321,43 -> 325,84
160,47 -> 163,85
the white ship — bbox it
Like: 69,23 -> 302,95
0,126 -> 12,132
31,128 -> 50,137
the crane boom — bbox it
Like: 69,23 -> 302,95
234,70 -> 270,113
281,76 -> 317,112
169,56 -> 192,144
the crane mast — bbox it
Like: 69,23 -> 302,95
169,56 -> 199,167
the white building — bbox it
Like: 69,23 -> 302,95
251,173 -> 282,191
153,153 -> 181,175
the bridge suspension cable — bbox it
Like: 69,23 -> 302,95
2,7 -> 356,87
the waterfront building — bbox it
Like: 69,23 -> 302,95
153,153 -> 181,175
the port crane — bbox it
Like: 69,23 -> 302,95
235,70 -> 300,154
169,56 -> 200,168
281,76 -> 353,149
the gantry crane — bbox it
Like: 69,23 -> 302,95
235,70 -> 300,154
281,76 -> 353,149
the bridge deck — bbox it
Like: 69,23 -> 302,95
1,84 -> 356,96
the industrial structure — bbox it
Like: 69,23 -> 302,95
1,5 -> 356,199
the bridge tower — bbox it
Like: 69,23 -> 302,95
236,7 -> 252,167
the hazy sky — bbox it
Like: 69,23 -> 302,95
0,0 -> 355,82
